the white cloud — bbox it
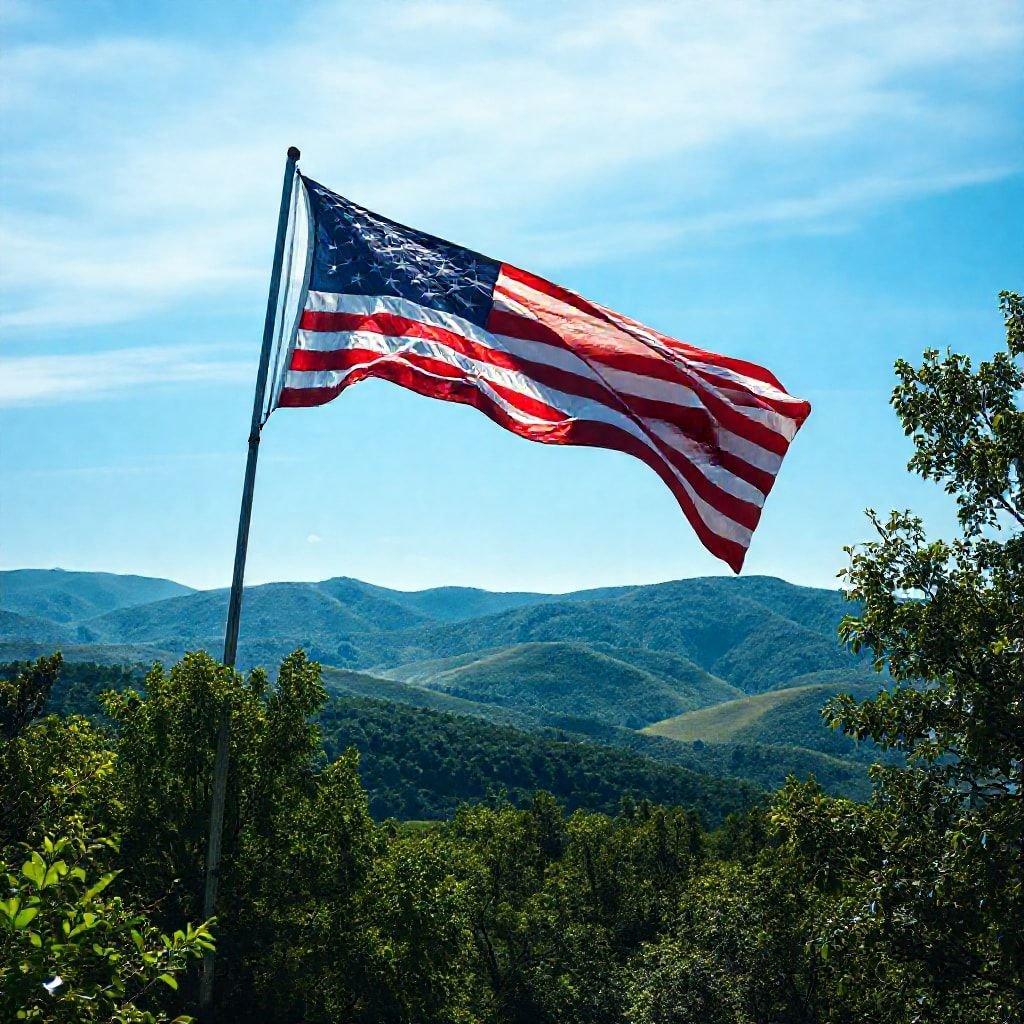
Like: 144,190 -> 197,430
306,533 -> 322,545
2,0 -> 1021,334
0,345 -> 251,406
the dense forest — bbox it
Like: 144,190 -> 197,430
2,295 -> 1021,1023
318,696 -> 758,821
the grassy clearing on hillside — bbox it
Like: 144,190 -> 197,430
642,682 -> 885,753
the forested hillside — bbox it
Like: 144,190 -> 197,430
0,568 -> 878,798
0,568 -> 193,622
319,695 -> 758,822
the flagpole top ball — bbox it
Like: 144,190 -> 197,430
287,146 -> 300,161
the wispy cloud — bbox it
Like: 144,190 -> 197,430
2,0 -> 1021,334
0,345 -> 250,407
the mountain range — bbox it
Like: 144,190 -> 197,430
0,567 -> 888,804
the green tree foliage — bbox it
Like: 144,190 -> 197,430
320,695 -> 756,823
0,828 -> 212,1024
0,655 -> 114,853
1,657 -> 211,1023
101,650 -> 381,1022
772,292 -> 1024,1022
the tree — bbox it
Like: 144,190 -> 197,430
101,650 -> 381,1022
625,942 -> 748,1024
777,292 -> 1023,1021
1,655 -> 116,853
1,827 -> 212,1024
1,656 -> 211,1023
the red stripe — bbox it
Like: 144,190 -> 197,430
292,313 -> 628,412
690,366 -> 812,420
598,305 -> 793,394
497,263 -> 602,321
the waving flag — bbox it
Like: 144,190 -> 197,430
273,176 -> 810,572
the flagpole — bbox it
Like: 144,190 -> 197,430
199,145 -> 301,1015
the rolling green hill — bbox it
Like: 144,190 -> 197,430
353,580 -> 640,623
321,666 -> 538,729
342,580 -> 556,623
0,609 -> 79,647
383,641 -> 742,728
643,679 -> 886,762
0,568 -> 193,623
396,577 -> 861,693
80,582 -> 424,667
3,571 -> 866,693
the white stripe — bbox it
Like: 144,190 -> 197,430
596,364 -> 705,410
305,290 -> 492,345
692,361 -> 805,409
718,428 -> 783,474
290,330 -> 554,407
701,381 -> 799,440
300,293 -> 603,382
283,330 -> 754,546
646,420 -> 767,506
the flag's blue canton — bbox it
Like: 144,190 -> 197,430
304,177 -> 501,330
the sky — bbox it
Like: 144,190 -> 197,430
2,0 -> 1022,594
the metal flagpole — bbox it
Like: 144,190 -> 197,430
198,145 -> 301,1015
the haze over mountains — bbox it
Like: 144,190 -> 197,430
0,568 -> 887,801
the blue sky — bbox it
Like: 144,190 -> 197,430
2,0 -> 1022,593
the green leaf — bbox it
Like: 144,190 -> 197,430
21,854 -> 45,889
81,871 -> 118,904
158,973 -> 179,990
12,907 -> 38,929
42,859 -> 67,887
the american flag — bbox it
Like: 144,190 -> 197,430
273,176 -> 810,572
